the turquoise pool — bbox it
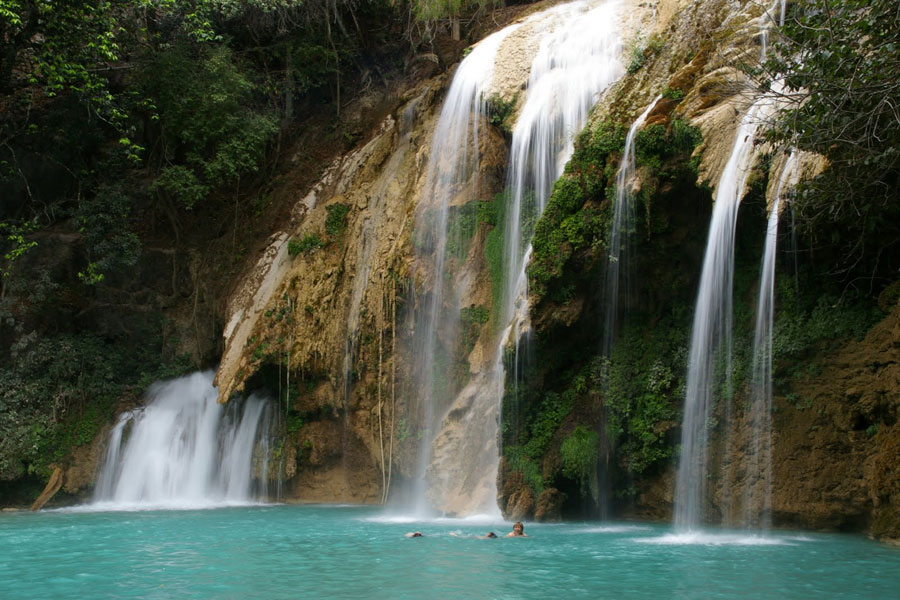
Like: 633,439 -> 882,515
1,505 -> 898,599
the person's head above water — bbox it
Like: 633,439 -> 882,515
485,532 -> 497,538
405,531 -> 423,538
506,522 -> 526,537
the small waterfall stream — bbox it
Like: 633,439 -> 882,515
743,150 -> 798,527
674,0 -> 790,531
93,371 -> 279,509
502,0 -> 624,331
674,94 -> 779,531
602,95 -> 661,358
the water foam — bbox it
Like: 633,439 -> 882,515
633,532 -> 794,546
90,371 -> 279,511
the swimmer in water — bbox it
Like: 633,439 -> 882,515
505,522 -> 527,537
477,532 -> 498,539
405,531 -> 423,538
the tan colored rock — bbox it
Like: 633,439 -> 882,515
507,487 -> 536,521
535,487 -> 564,522
30,466 -> 63,511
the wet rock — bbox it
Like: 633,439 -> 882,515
534,488 -> 563,522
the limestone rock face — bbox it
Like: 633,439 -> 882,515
499,461 -> 536,520
534,488 -> 563,522
767,303 -> 900,538
63,421 -> 115,497
210,74 -> 447,504
282,420 -> 381,504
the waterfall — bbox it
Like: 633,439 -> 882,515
673,95 -> 778,531
743,150 -> 798,527
410,0 -> 625,516
602,95 -> 661,358
502,0 -> 624,332
760,0 -> 788,59
409,24 -> 518,515
497,0 -> 624,502
93,371 -> 280,510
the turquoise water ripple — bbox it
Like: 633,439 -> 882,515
1,505 -> 899,599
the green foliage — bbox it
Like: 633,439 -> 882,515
141,45 -> 277,196
634,120 -> 702,171
1,1 -> 120,107
479,191 -> 507,322
324,203 -> 350,238
75,183 -> 141,280
150,166 -> 209,210
288,233 -> 324,256
460,304 -> 489,325
662,87 -> 685,101
626,34 -> 664,74
763,0 -> 900,278
528,121 -> 624,300
560,426 -> 599,483
0,327 -> 192,481
460,304 -> 489,353
396,418 -> 411,443
445,202 -> 478,259
0,220 -> 38,278
605,322 -> 685,474
772,273 -> 880,361
486,93 -> 516,135
523,389 -> 576,460
412,0 -> 500,20
504,444 -> 545,496
285,410 -> 304,434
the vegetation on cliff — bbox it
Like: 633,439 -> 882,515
0,0 -> 513,497
501,0 -> 900,525
499,108 -> 705,515
763,0 -> 900,282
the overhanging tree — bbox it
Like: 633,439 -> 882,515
764,0 -> 900,280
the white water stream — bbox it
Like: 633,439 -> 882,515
93,371 -> 278,510
411,0 -> 625,517
409,24 -> 519,516
674,94 -> 780,530
602,95 -> 661,358
674,0 -> 792,531
742,150 -> 798,527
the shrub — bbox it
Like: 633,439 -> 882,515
288,233 -> 324,256
486,93 -> 516,135
325,203 -> 350,237
561,426 -> 599,482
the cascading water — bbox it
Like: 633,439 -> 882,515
411,0 -> 625,517
93,371 -> 279,510
602,95 -> 661,359
497,0 -> 624,516
673,94 -> 779,531
673,0 -> 792,531
502,0 -> 624,331
409,25 -> 518,515
742,150 -> 798,527
759,0 -> 788,59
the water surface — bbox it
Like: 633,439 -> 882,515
1,505 -> 898,599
